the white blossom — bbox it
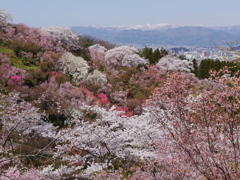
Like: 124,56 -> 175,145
59,52 -> 89,85
0,8 -> 13,30
105,46 -> 148,67
0,92 -> 56,138
157,55 -> 193,72
86,69 -> 107,86
60,52 -> 108,86
43,104 -> 162,178
41,27 -> 80,50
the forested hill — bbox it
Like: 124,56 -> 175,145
0,9 -> 240,180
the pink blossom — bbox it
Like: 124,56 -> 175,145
79,86 -> 95,99
97,93 -> 110,104
7,75 -> 23,88
114,105 -> 134,117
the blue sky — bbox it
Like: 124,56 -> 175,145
1,0 -> 240,28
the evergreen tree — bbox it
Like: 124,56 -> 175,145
191,59 -> 198,76
160,48 -> 168,57
152,48 -> 161,64
198,59 -> 211,79
141,47 -> 153,63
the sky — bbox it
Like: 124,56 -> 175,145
1,0 -> 240,28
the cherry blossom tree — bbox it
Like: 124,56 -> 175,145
93,70 -> 239,179
59,52 -> 107,86
89,44 -> 107,62
157,54 -> 193,72
40,104 -> 162,179
0,8 -> 13,31
59,52 -> 90,84
86,69 -> 108,86
0,92 -> 54,180
105,46 -> 148,67
41,27 -> 81,51
88,44 -> 108,69
143,70 -> 240,179
5,23 -> 65,61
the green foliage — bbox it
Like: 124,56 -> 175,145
228,60 -> 240,74
11,57 -> 40,70
141,47 -> 153,62
152,48 -> 161,64
198,59 -> 240,79
178,55 -> 186,60
0,45 -> 14,55
191,59 -> 199,76
0,45 -> 39,70
140,47 -> 168,64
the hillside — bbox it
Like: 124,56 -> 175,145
0,11 -> 240,180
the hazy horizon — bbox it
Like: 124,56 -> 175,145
1,0 -> 240,28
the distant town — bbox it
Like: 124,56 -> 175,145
166,46 -> 239,62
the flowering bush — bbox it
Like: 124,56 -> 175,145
97,93 -> 110,104
7,75 -> 24,88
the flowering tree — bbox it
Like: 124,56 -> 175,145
0,92 -> 55,180
86,69 -> 108,86
0,8 -> 13,31
41,27 -> 81,51
89,44 -> 107,62
59,52 -> 90,84
88,44 -> 108,70
157,54 -> 193,72
105,46 -> 148,67
2,23 -> 65,67
143,70 -> 240,179
59,52 -> 107,86
41,104 -> 161,179
93,70 -> 239,179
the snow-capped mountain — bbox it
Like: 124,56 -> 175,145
70,24 -> 240,47
113,24 -> 177,31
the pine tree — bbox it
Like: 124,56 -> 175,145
191,59 -> 198,76
152,48 -> 161,64
198,59 -> 211,79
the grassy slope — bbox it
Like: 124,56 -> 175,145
0,45 -> 40,70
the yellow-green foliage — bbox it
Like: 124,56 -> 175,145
0,45 -> 39,70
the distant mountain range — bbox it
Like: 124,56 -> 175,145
70,24 -> 240,47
